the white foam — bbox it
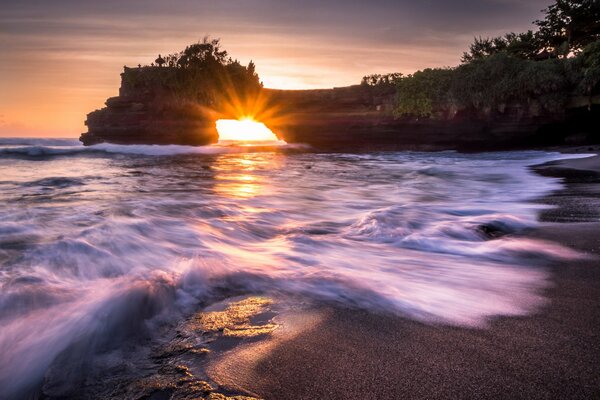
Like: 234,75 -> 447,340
0,148 -> 588,396
0,141 -> 303,157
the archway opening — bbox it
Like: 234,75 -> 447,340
216,118 -> 284,145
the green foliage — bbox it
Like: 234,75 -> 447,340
453,54 -> 527,109
455,54 -> 569,112
461,0 -> 600,62
577,40 -> 600,94
519,58 -> 571,111
392,47 -> 600,118
391,0 -> 600,119
395,69 -> 453,118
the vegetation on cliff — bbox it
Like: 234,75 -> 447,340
121,37 -> 261,107
362,0 -> 600,119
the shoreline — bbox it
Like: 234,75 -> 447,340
205,152 -> 600,399
3,146 -> 599,399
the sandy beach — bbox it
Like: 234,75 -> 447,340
208,154 -> 600,400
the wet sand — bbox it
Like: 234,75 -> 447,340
209,154 -> 600,399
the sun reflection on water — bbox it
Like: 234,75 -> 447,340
212,153 -> 282,199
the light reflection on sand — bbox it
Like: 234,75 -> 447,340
0,146 -> 589,397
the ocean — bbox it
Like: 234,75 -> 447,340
0,138 -> 584,397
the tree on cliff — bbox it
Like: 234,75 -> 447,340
361,73 -> 403,86
176,37 -> 229,69
461,31 -> 543,62
247,61 -> 259,82
575,40 -> 600,95
536,0 -> 600,57
155,54 -> 166,67
165,53 -> 178,67
122,38 -> 262,108
394,69 -> 453,118
461,0 -> 600,62
391,0 -> 600,120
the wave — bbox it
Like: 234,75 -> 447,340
22,177 -> 85,189
0,141 -> 303,158
0,137 -> 80,146
0,148 -> 592,397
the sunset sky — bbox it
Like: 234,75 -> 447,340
1,0 -> 550,137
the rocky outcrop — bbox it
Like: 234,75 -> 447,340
81,67 -> 219,146
81,96 -> 218,146
265,88 -> 600,151
81,67 -> 600,150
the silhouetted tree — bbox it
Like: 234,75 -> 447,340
176,37 -> 228,69
461,31 -> 543,62
122,37 -> 262,107
247,60 -> 258,80
461,1 -> 600,62
361,73 -> 403,86
392,0 -> 600,119
536,0 -> 600,57
165,54 -> 178,67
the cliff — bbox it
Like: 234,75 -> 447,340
81,67 -> 600,151
81,67 -> 219,146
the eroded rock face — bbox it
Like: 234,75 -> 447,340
265,87 -> 600,151
81,67 -> 600,150
81,95 -> 219,146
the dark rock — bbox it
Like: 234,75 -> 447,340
81,67 -> 600,151
477,222 -> 516,239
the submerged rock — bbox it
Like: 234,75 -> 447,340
37,295 -> 277,399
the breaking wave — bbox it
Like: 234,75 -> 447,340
0,145 -> 589,397
0,140 -> 300,158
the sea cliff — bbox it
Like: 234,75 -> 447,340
80,66 -> 600,151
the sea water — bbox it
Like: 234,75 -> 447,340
0,138 -> 583,396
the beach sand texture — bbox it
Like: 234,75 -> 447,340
208,155 -> 600,400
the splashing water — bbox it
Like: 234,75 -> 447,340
0,138 -> 585,396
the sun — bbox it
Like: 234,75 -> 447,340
216,118 -> 281,143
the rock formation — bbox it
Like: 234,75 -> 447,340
81,67 -> 600,151
81,67 -> 219,146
